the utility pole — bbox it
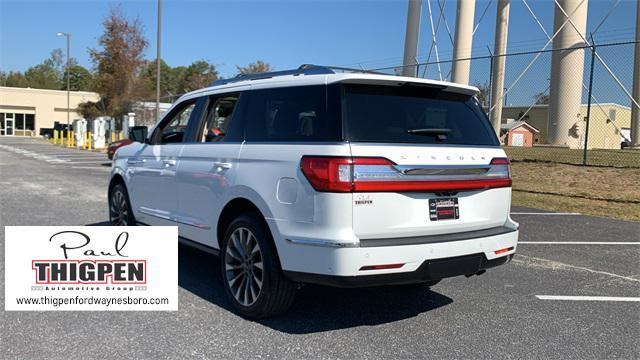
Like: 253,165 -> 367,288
57,32 -> 71,136
489,0 -> 510,135
583,35 -> 596,164
402,0 -> 422,77
631,0 -> 640,147
156,0 -> 162,122
451,0 -> 476,85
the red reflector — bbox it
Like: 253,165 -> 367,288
490,157 -> 510,165
494,247 -> 514,255
360,263 -> 405,271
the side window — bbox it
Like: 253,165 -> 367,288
198,94 -> 240,143
158,101 -> 197,144
245,85 -> 339,142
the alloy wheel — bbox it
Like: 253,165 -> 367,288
224,227 -> 264,306
109,189 -> 129,226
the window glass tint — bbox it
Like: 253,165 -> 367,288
25,114 -> 35,130
15,114 -> 24,129
245,85 -> 340,142
343,84 -> 498,146
199,95 -> 239,143
160,102 -> 196,144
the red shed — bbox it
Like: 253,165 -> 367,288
500,121 -> 539,147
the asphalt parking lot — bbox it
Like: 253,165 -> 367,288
1,136 -> 638,359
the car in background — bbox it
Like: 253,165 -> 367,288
107,138 -> 133,160
108,126 -> 148,160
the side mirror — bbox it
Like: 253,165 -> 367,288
128,126 -> 148,143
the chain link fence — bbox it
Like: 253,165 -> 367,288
373,40 -> 640,168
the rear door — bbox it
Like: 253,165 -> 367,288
175,90 -> 247,248
341,83 -> 512,241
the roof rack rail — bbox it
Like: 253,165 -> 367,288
209,64 -> 384,87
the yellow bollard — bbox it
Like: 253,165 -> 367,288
59,130 -> 63,145
87,131 -> 92,150
70,131 -> 74,147
111,131 -> 115,143
53,130 -> 58,144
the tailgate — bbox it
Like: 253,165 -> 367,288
349,144 -> 512,241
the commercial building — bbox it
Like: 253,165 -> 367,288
501,103 -> 631,149
131,101 -> 172,126
0,86 -> 100,136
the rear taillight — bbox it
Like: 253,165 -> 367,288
300,156 -> 512,193
488,157 -> 512,184
299,156 -> 354,192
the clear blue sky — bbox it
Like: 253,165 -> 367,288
0,0 -> 637,104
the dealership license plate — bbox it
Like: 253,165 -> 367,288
429,198 -> 459,221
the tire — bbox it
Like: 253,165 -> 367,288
220,212 -> 296,318
109,183 -> 136,226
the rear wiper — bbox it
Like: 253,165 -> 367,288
407,128 -> 451,141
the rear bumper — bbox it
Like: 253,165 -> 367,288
275,225 -> 518,285
285,253 -> 513,288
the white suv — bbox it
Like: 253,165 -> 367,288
109,65 -> 519,318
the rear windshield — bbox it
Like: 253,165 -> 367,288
343,84 -> 499,146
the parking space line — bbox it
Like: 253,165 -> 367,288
516,254 -> 640,283
63,154 -> 105,157
59,159 -> 108,161
67,161 -> 111,164
511,212 -> 581,215
519,241 -> 640,245
30,152 -> 91,155
536,295 -> 640,302
71,166 -> 111,170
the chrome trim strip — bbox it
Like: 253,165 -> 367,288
174,217 -> 212,230
396,165 -> 490,175
359,226 -> 518,248
138,206 -> 211,229
138,206 -> 173,221
285,238 -> 358,248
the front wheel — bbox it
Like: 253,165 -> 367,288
220,213 -> 296,318
109,183 -> 135,226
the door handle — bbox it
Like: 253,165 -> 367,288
127,158 -> 145,165
163,159 -> 177,167
213,162 -> 232,169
